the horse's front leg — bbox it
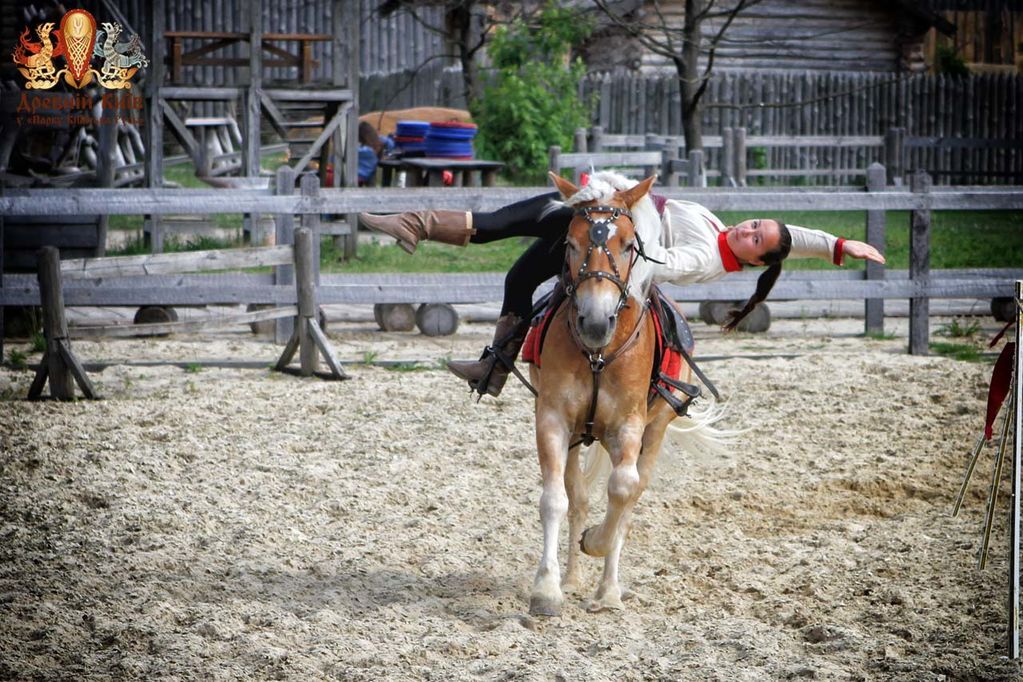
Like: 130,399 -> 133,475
530,413 -> 571,617
562,443 -> 587,594
580,416 -> 645,612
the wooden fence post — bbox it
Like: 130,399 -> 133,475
591,126 -> 604,152
273,227 -> 348,381
662,139 -> 680,187
734,127 -> 748,187
909,170 -> 932,355
300,173 -> 321,286
274,165 -> 296,344
885,127 -> 905,186
548,145 -> 562,184
687,149 -> 704,188
29,247 -> 97,400
295,228 -> 318,376
865,162 -> 887,335
722,127 -> 734,187
573,128 -> 587,153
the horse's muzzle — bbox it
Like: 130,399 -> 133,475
577,313 -> 616,350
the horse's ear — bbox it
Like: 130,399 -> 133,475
618,175 -> 657,208
549,172 -> 579,199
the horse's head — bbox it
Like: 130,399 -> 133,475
550,171 -> 658,351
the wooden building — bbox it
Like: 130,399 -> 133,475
579,0 -> 956,74
920,0 -> 1023,72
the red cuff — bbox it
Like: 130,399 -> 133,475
717,231 -> 742,272
833,238 -> 846,266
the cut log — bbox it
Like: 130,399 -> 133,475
415,303 -> 458,337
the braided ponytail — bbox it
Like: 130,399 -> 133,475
723,221 -> 792,332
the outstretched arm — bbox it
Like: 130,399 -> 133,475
788,225 -> 885,266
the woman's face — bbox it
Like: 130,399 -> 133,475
727,218 -> 781,266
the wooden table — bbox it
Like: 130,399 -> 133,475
378,158 -> 504,188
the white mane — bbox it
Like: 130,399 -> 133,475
548,170 -> 661,303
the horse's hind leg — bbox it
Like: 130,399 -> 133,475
562,443 -> 588,594
530,418 -> 570,617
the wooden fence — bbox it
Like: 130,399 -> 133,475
25,223 -> 346,400
2,171 -> 1021,356
580,71 -> 1023,185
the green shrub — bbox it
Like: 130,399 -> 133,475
472,3 -> 593,184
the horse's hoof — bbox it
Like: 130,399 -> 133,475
529,595 -> 563,617
579,527 -> 604,557
586,596 -> 625,613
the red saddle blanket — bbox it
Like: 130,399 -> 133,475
522,302 -> 685,392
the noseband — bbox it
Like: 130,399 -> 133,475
563,205 -> 638,321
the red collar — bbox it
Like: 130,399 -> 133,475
717,231 -> 743,272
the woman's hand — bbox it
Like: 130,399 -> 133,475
843,239 -> 886,264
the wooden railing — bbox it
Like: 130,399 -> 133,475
3,167 -> 1021,355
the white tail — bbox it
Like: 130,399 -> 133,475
581,398 -> 742,499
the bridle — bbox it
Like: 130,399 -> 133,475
563,203 -> 650,447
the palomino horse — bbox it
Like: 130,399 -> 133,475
527,171 -> 695,616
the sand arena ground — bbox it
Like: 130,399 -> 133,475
0,311 -> 1019,680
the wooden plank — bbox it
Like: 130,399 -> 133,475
4,186 -> 1023,217
307,317 -> 348,380
70,305 -> 298,338
60,245 -> 294,279
274,328 -> 300,371
555,151 -> 663,169
57,339 -> 98,399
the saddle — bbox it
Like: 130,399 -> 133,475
522,285 -> 718,417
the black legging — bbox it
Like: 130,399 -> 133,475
469,192 -> 571,318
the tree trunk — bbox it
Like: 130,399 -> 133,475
450,4 -> 484,106
679,0 -> 704,152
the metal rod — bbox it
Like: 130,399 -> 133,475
953,435 -> 987,517
1009,281 -> 1022,659
980,387 -> 1015,569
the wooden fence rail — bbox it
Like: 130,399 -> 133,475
3,173 -> 1021,356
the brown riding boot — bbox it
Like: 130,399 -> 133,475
447,313 -> 528,397
358,210 -> 474,254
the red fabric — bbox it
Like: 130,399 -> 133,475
523,304 -> 685,395
429,121 -> 478,129
717,231 -> 742,272
522,307 -> 556,367
984,341 -> 1016,440
833,237 -> 846,266
651,307 -> 683,386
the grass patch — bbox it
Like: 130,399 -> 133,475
321,237 -> 531,274
865,330 -> 897,341
935,318 -> 982,339
108,233 -> 244,257
929,341 -> 983,362
6,349 -> 28,370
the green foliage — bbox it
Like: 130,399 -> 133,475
936,318 -> 982,339
29,332 -> 46,353
935,45 -> 970,77
6,349 -> 28,370
184,363 -> 203,374
321,236 -> 531,274
929,342 -> 983,362
472,3 -> 594,184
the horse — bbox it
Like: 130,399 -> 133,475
526,171 -> 723,616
